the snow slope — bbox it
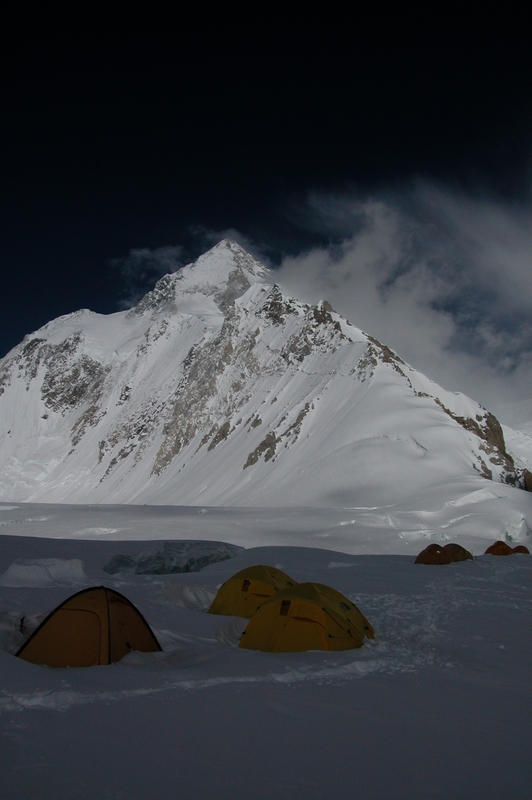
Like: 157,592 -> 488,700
0,521 -> 531,799
0,240 -> 525,508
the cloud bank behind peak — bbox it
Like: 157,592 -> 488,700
276,183 -> 532,427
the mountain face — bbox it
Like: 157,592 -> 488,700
0,240 -> 524,507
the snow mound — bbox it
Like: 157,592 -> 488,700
214,616 -> 248,647
161,583 -> 217,611
0,610 -> 47,654
0,558 -> 87,587
102,540 -> 245,575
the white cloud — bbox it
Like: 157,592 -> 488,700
276,184 -> 532,425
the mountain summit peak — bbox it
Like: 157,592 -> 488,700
132,239 -> 270,315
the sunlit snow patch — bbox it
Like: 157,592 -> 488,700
161,583 -> 217,611
445,488 -> 504,506
214,616 -> 248,647
73,527 -> 122,536
398,530 -> 449,542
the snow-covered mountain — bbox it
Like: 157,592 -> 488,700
0,240 -> 525,506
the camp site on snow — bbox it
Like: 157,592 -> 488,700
7,540 -> 530,667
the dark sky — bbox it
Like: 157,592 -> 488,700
1,6 -> 530,358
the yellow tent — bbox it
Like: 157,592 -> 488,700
16,586 -> 161,667
239,582 -> 374,652
208,565 -> 297,618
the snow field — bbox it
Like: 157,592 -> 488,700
0,516 -> 531,798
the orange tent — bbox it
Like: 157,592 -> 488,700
442,543 -> 473,562
485,541 -> 514,556
415,544 -> 452,565
16,586 -> 161,667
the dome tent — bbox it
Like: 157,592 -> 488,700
239,582 -> 374,652
415,542 -> 473,564
485,540 -> 514,556
415,544 -> 452,565
442,543 -> 473,562
311,583 -> 375,640
16,586 -> 161,667
208,565 -> 297,618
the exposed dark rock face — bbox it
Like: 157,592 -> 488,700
128,273 -> 178,316
208,421 -> 233,451
433,399 -> 517,484
244,432 -> 279,468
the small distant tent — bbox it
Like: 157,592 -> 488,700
239,582 -> 374,652
415,544 -> 452,565
484,541 -> 514,556
442,543 -> 473,562
208,565 -> 297,618
16,586 -> 161,667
